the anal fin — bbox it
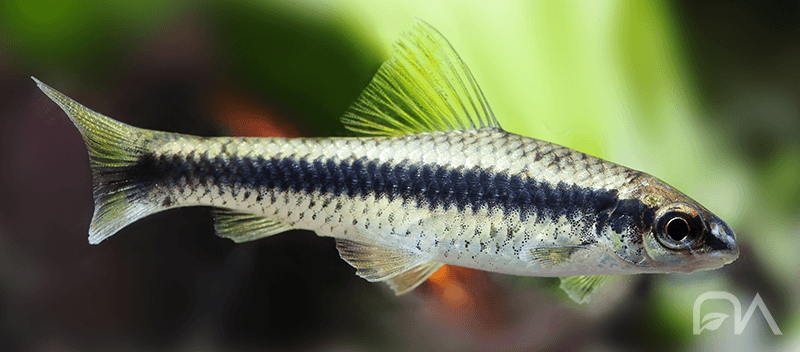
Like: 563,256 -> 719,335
559,275 -> 610,304
335,239 -> 430,284
212,209 -> 293,243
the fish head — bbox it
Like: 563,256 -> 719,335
633,177 -> 739,273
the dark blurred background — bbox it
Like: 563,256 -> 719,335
1,1 -> 798,351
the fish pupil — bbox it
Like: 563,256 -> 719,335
666,217 -> 690,241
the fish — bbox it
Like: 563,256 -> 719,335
34,20 -> 739,303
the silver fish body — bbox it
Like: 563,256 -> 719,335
117,129 -> 679,276
35,20 -> 738,302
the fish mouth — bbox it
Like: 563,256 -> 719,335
707,217 -> 739,264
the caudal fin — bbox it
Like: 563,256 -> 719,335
34,77 -> 159,244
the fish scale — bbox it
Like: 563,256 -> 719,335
34,20 -> 738,303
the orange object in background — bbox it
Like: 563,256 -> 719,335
212,86 -> 302,138
421,265 -> 511,335
426,265 -> 470,308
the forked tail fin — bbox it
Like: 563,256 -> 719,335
33,77 -> 160,244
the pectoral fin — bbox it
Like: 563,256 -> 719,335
559,275 -> 610,304
212,209 -> 293,243
522,245 -> 586,268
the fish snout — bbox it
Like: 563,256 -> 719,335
708,218 -> 739,264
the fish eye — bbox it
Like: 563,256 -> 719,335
654,204 -> 704,250
666,217 -> 690,241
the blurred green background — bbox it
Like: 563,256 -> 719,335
1,1 -> 798,351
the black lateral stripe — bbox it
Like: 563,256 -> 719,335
126,152 -> 658,231
596,198 -> 655,240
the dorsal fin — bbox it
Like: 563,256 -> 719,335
342,20 -> 500,136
